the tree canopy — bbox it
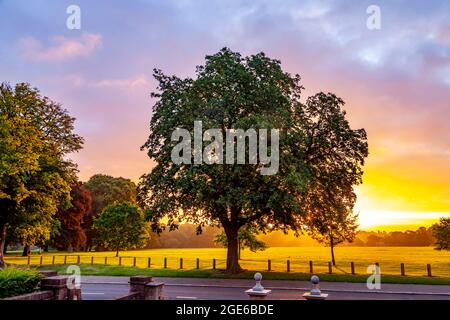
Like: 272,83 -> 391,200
52,182 -> 92,251
94,202 -> 147,256
297,92 -> 368,265
0,82 -> 83,266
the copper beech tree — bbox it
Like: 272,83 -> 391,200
138,48 -> 368,273
51,182 -> 92,251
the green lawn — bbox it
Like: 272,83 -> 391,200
5,247 -> 450,282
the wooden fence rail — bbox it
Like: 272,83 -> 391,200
11,255 -> 439,277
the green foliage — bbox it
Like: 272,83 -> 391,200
432,217 -> 450,250
0,82 -> 83,266
214,227 -> 267,253
83,174 -> 137,250
94,202 -> 147,256
0,268 -> 43,298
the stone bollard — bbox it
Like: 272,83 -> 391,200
245,272 -> 271,300
129,276 -> 164,300
303,275 -> 328,300
40,276 -> 69,300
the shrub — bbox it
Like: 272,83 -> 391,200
0,268 -> 43,298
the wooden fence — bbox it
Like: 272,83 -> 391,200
9,255 -> 440,277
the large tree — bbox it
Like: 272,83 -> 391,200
51,182 -> 92,251
83,174 -> 136,250
139,49 -> 368,273
0,83 -> 83,266
138,48 -> 312,273
298,92 -> 368,265
94,202 -> 147,256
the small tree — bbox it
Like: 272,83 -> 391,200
83,174 -> 136,251
94,202 -> 147,256
306,209 -> 358,266
214,227 -> 267,259
298,92 -> 367,266
432,217 -> 450,250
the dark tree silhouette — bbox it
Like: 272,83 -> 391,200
298,93 -> 368,265
432,217 -> 450,250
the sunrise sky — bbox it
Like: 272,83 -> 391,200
1,0 -> 449,231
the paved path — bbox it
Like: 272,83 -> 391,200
80,276 -> 450,300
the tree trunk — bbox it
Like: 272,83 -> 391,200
330,233 -> 336,266
3,239 -> 7,254
22,245 -> 31,257
238,239 -> 241,260
224,224 -> 242,273
116,248 -> 119,257
0,225 -> 6,268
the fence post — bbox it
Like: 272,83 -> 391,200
64,255 -> 67,265
133,257 -> 136,267
400,263 -> 405,276
91,256 -> 94,265
213,259 -> 216,270
427,264 -> 432,277
196,258 -> 200,269
40,256 -> 43,266
309,261 -> 313,274
180,258 -> 183,269
77,255 -> 80,265
27,256 -> 31,265
328,262 -> 332,274
164,257 -> 167,269
104,256 -> 108,265
119,257 -> 122,266
351,262 -> 355,275
148,257 -> 151,268
268,259 -> 271,271
52,256 -> 55,265
286,260 -> 290,272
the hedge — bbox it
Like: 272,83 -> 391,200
0,268 -> 43,299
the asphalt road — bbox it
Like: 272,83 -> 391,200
79,276 -> 450,300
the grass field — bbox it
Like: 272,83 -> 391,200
5,247 -> 450,281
